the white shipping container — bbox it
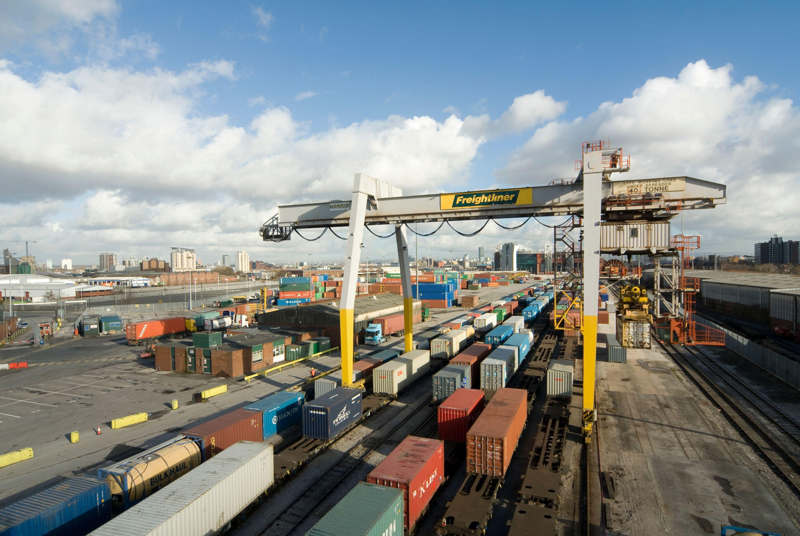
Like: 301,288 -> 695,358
314,369 -> 364,398
497,344 -> 519,367
600,221 -> 670,252
374,360 -> 409,395
397,350 -> 431,374
504,316 -> 525,333
90,442 -> 273,536
547,359 -> 574,398
617,320 -> 651,349
430,330 -> 468,359
474,313 -> 498,333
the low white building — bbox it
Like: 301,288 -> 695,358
0,275 -> 95,302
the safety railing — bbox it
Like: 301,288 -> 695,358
243,346 -> 339,383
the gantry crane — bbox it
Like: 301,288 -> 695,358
259,145 -> 726,442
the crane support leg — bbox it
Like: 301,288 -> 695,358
582,150 -> 603,442
395,224 -> 414,353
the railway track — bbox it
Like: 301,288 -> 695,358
659,340 -> 800,495
256,390 -> 436,536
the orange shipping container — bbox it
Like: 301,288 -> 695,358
126,317 -> 186,344
280,291 -> 313,299
487,282 -> 499,287
466,388 -> 527,477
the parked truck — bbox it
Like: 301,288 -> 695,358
365,323 -> 387,345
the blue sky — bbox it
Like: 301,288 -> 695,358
1,1 -> 799,265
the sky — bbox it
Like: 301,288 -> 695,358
1,0 -> 799,266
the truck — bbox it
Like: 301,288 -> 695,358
365,323 -> 387,345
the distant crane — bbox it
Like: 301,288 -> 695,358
4,240 -> 37,257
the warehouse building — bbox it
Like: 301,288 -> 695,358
256,293 -> 422,346
701,274 -> 800,323
0,274 -> 107,302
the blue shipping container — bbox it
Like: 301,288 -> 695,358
522,304 -> 540,321
504,333 -> 531,364
244,391 -> 305,440
277,298 -> 312,306
279,277 -> 312,284
302,388 -> 362,441
485,325 -> 513,347
0,476 -> 111,536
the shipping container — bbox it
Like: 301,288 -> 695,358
98,437 -> 201,509
430,329 -> 468,359
367,348 -> 402,363
99,315 -> 123,334
397,349 -> 431,375
451,343 -> 491,388
504,315 -> 525,333
485,325 -> 513,347
372,313 -> 406,336
0,476 -> 111,536
496,345 -> 518,366
367,436 -> 444,530
474,313 -> 497,333
89,443 -> 273,536
244,391 -> 305,440
479,347 -> 516,391
306,483 -> 403,536
126,317 -> 186,344
302,388 -> 362,440
432,365 -> 469,401
503,333 -> 531,364
617,319 -> 651,349
466,388 -> 527,477
547,359 -> 574,397
600,221 -> 670,252
314,369 -> 364,398
192,331 -> 222,349
606,334 -> 627,363
311,336 -> 331,352
374,359 -> 410,395
437,389 -> 485,442
182,408 -> 263,461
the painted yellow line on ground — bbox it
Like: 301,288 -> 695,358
0,448 -> 33,468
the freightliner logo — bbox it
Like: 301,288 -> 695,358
440,188 -> 533,210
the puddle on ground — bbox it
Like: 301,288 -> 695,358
714,475 -> 736,497
690,515 -> 714,534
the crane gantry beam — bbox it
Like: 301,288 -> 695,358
260,159 -> 727,443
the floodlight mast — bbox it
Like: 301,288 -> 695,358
260,157 -> 726,443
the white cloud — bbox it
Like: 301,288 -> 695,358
461,90 -> 567,140
248,95 -> 266,107
443,105 -> 461,118
496,60 -> 800,254
252,6 -> 273,28
294,90 -> 318,101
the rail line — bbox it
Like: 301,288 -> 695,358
658,339 -> 800,496
256,390 -> 436,536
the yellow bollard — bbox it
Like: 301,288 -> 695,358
0,448 -> 33,469
171,399 -> 179,410
70,431 -> 79,443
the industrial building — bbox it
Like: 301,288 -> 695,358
0,274 -> 109,302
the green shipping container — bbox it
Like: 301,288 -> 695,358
218,299 -> 234,307
298,340 -> 317,356
99,315 -> 123,333
493,308 -> 506,323
306,482 -> 403,536
468,285 -> 480,290
280,283 -> 314,291
312,337 -> 331,352
286,344 -> 303,361
193,331 -> 222,349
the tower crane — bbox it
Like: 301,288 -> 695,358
258,144 -> 726,442
3,240 -> 37,257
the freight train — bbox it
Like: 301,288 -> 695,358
0,284 -> 551,536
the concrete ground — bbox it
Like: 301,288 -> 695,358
0,280 -> 539,507
595,304 -> 800,535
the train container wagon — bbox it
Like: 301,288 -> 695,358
243,391 -> 305,440
432,365 -> 470,401
89,442 -> 274,536
474,313 -> 497,333
496,344 -> 518,366
97,436 -> 201,509
485,325 -> 513,348
397,349 -> 431,376
466,388 -> 527,477
0,476 -> 111,536
522,304 -> 540,321
430,329 -> 468,359
450,343 -> 492,389
438,389 -> 485,443
479,347 -> 517,391
504,315 -> 525,334
302,388 -> 362,441
365,348 -> 402,363
306,483 -> 403,536
314,369 -> 364,398
547,359 -> 574,398
503,333 -> 531,364
373,359 -> 410,395
367,436 -> 445,531
182,408 -> 263,461
125,317 -> 186,345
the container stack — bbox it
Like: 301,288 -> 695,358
277,275 -> 340,306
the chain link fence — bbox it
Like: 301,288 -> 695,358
696,316 -> 800,389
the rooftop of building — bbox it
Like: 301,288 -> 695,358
701,273 -> 800,289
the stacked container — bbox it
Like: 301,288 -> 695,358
503,333 -> 531,365
432,365 -> 469,401
430,329 -> 468,359
479,347 -> 517,390
504,315 -> 525,333
466,388 -> 527,477
547,359 -> 574,397
367,436 -> 444,530
438,389 -> 485,442
302,387 -> 362,440
306,483 -> 403,536
182,409 -> 263,461
243,391 -> 305,440
485,325 -> 513,347
451,343 -> 492,388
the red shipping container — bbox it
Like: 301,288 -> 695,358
182,408 -> 263,460
422,299 -> 449,309
438,389 -> 485,442
367,436 -> 445,530
126,317 -> 186,343
451,343 -> 492,388
466,388 -> 527,477
487,282 -> 499,287
466,312 -> 481,318
498,280 -> 510,286
460,280 -> 467,289
279,291 -> 313,299
353,357 -> 382,376
373,313 -> 405,335
443,322 -> 462,330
